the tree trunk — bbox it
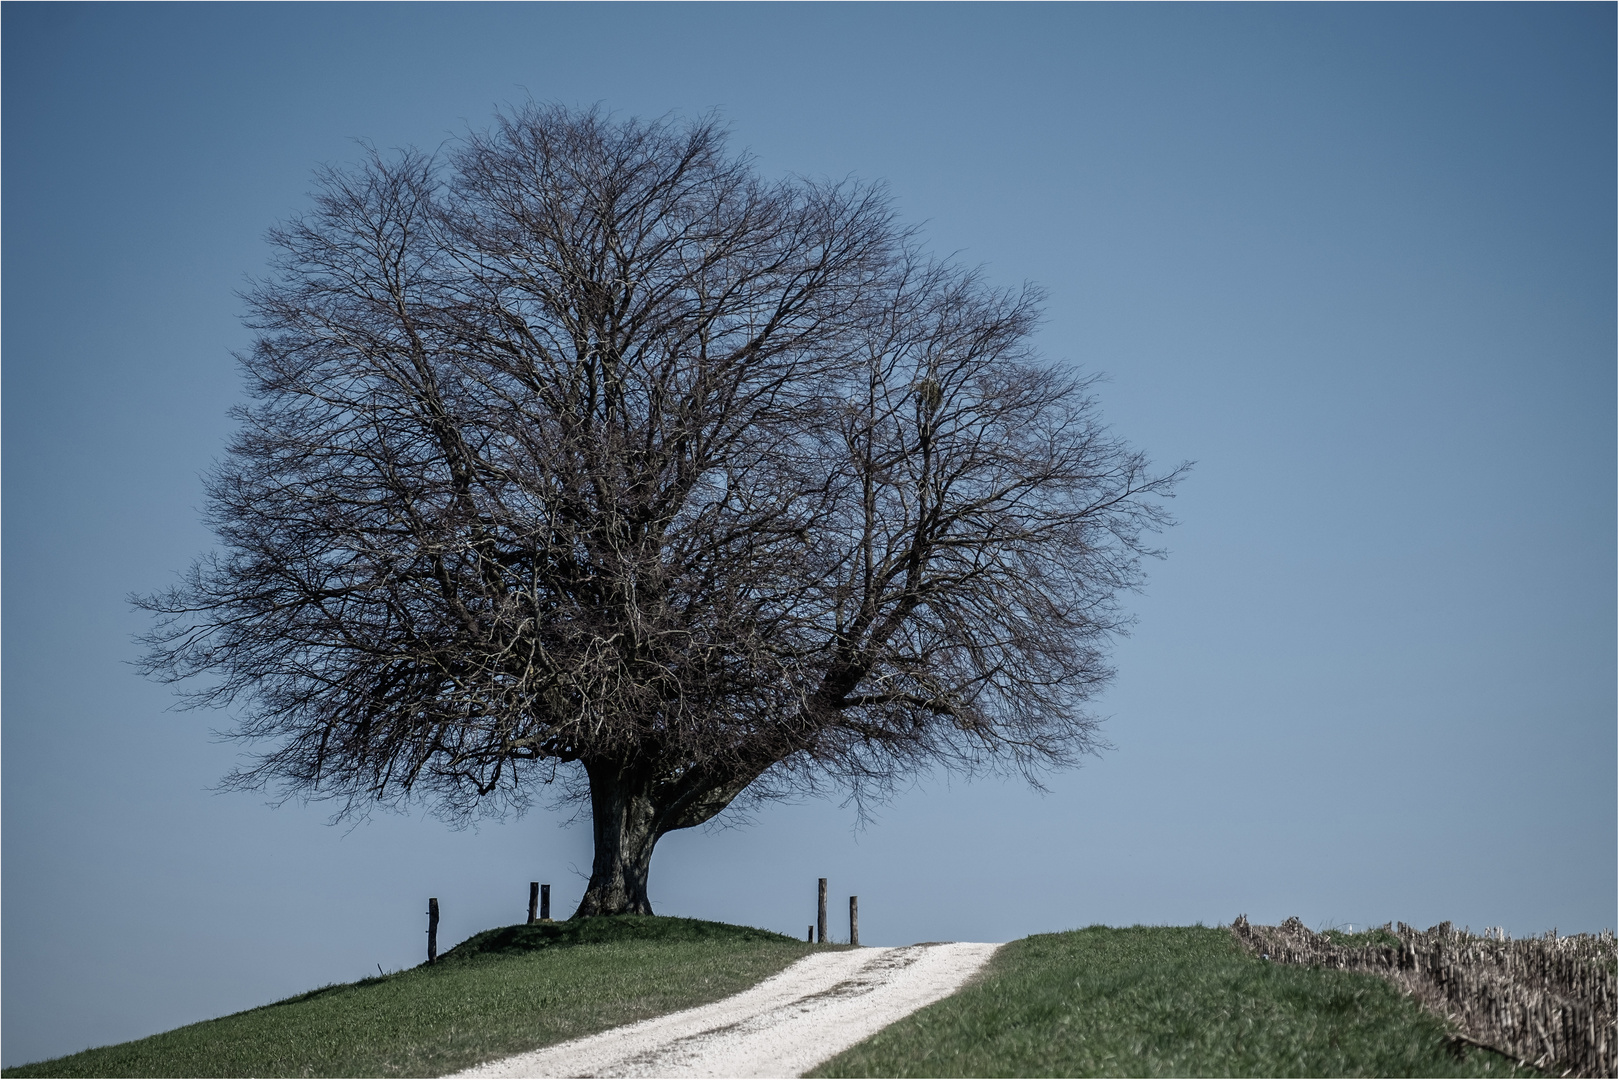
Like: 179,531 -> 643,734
571,757 -> 779,918
573,762 -> 663,917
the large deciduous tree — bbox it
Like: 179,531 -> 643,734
139,105 -> 1183,916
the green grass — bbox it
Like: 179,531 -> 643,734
811,925 -> 1540,1078
3,915 -> 814,1079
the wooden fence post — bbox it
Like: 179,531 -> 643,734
850,896 -> 859,947
528,882 -> 539,924
817,878 -> 827,944
427,897 -> 440,963
541,883 -> 551,921
807,925 -> 814,942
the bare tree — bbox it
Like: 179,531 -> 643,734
138,105 -> 1183,917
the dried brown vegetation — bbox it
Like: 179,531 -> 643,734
1232,915 -> 1616,1077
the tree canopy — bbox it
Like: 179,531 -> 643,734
138,105 -> 1183,915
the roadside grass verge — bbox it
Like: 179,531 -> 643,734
3,915 -> 813,1079
812,925 -> 1540,1078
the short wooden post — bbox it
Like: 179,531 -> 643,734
540,883 -> 551,921
850,896 -> 859,947
817,878 -> 827,944
528,882 -> 539,924
427,897 -> 440,963
807,925 -> 814,942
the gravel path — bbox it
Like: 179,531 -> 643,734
450,941 -> 1001,1078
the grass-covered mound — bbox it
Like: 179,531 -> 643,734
3,915 -> 810,1079
440,913 -> 800,961
812,925 -> 1541,1078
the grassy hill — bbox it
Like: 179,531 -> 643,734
811,925 -> 1540,1078
1,916 -> 812,1079
6,919 -> 1548,1078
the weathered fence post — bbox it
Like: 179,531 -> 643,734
850,896 -> 859,947
427,897 -> 440,963
807,925 -> 814,942
817,878 -> 828,943
528,882 -> 539,924
541,883 -> 551,921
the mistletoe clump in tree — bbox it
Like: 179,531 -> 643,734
139,105 -> 1183,916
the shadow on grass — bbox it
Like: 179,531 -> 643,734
440,914 -> 798,963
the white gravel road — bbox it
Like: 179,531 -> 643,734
450,941 -> 1001,1079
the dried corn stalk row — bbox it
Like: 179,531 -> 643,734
1231,915 -> 1616,1078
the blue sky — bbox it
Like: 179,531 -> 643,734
3,2 -> 1613,1068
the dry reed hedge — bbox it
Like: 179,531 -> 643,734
1231,915 -> 1616,1078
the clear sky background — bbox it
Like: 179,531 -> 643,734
3,2 -> 1613,1068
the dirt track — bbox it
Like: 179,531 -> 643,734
450,941 -> 1000,1078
